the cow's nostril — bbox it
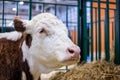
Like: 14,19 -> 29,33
67,48 -> 74,54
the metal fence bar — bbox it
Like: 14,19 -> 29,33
66,5 -> 69,35
114,0 -> 120,64
81,0 -> 88,62
79,0 -> 83,62
66,5 -> 69,70
1,0 -> 77,7
42,3 -> 44,12
2,0 -> 5,32
86,0 -> 116,4
16,1 -> 18,16
98,0 -> 101,60
54,4 -> 57,15
77,0 -> 81,62
90,1 -> 93,61
105,0 -> 110,62
7,0 -> 77,6
29,0 -> 32,20
4,19 -> 6,32
87,6 -> 116,11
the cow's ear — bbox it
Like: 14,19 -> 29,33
14,16 -> 26,32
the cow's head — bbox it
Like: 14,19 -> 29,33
14,13 -> 80,72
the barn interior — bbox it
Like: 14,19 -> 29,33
0,0 -> 120,80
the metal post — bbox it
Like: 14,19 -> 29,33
66,6 -> 68,28
54,4 -> 57,15
98,0 -> 101,60
114,0 -> 120,64
105,0 -> 110,62
29,0 -> 32,20
80,0 -> 87,62
42,3 -> 45,12
4,19 -> 6,32
66,5 -> 69,70
16,1 -> 18,16
2,0 -> 5,32
66,6 -> 70,38
90,0 -> 93,61
77,0 -> 81,62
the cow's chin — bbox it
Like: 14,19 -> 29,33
61,58 -> 79,66
45,58 -> 79,69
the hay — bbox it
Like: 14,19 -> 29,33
50,61 -> 120,80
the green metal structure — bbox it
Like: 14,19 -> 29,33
105,0 -> 110,62
79,0 -> 120,64
0,0 -> 120,64
115,0 -> 120,64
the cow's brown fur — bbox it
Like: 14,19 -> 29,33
0,34 -> 37,80
0,36 -> 24,80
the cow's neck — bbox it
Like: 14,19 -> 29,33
25,56 -> 54,79
22,57 -> 41,80
22,41 -> 56,80
22,60 -> 34,80
22,41 -> 40,80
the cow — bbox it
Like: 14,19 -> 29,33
0,13 -> 80,80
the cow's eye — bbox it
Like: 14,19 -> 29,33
39,28 -> 45,33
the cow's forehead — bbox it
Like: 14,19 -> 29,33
32,13 -> 57,23
36,18 -> 68,33
31,13 -> 68,33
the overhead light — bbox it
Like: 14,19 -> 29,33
56,0 -> 60,2
12,8 -> 17,11
19,1 -> 24,5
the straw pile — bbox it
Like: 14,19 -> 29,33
50,61 -> 120,80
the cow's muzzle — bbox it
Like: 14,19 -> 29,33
66,46 -> 80,62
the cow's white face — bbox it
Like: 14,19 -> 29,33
14,13 -> 80,74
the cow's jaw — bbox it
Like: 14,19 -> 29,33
22,41 -> 62,80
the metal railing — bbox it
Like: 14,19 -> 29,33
0,0 -> 78,45
1,0 -> 120,65
79,0 -> 120,65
